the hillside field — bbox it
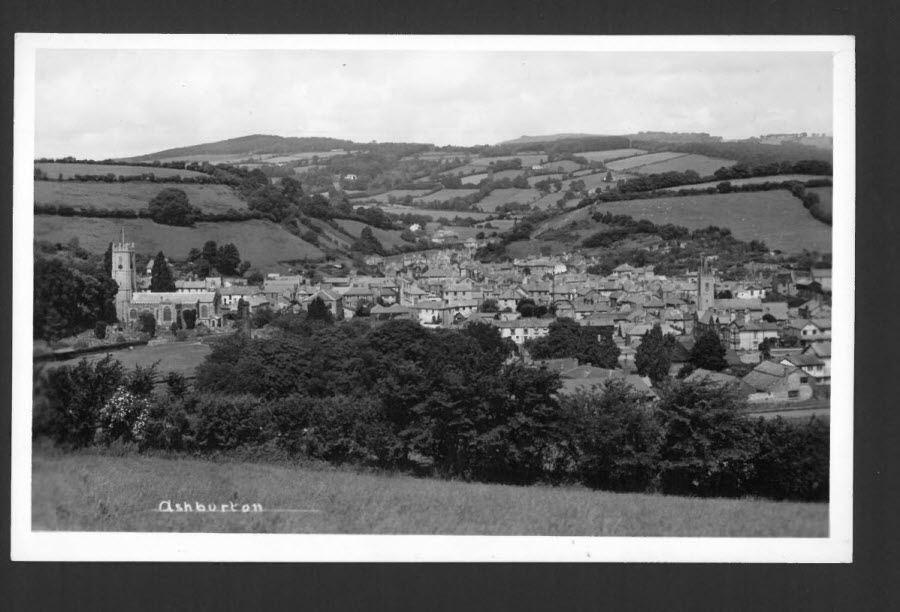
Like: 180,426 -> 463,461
412,189 -> 480,203
34,215 -> 324,268
605,151 -> 688,171
674,174 -> 833,192
365,205 -> 492,221
34,181 -> 248,214
332,219 -> 410,249
32,450 -> 827,536
36,163 -> 209,180
578,148 -> 647,162
633,153 -> 736,176
470,154 -> 547,167
476,188 -> 541,212
588,191 -> 832,253
349,189 -> 436,204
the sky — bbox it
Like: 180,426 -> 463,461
33,48 -> 834,159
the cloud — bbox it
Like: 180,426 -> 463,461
33,49 -> 834,158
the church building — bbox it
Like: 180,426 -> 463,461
111,229 -> 222,329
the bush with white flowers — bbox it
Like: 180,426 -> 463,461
96,387 -> 154,444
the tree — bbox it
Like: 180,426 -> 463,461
528,318 -> 620,368
247,270 -> 265,286
150,251 -> 176,292
182,309 -> 197,330
138,312 -> 157,336
307,296 -> 334,324
634,324 -> 671,384
216,243 -> 242,276
690,328 -> 728,371
604,171 -> 613,182
147,188 -> 201,226
762,313 -> 777,323
351,226 -> 384,255
94,321 -> 107,340
201,241 -> 218,268
655,380 -> 757,497
479,299 -> 499,313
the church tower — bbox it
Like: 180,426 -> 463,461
112,227 -> 136,323
697,255 -> 716,313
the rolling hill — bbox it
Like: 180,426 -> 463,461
121,134 -> 357,163
35,181 -> 247,214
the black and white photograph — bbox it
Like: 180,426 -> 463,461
11,35 -> 854,562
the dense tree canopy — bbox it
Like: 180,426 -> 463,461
147,188 -> 201,226
150,251 -> 176,292
690,329 -> 729,371
634,324 -> 673,384
528,318 -> 620,368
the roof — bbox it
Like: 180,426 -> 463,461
714,298 -> 763,311
219,286 -> 261,296
782,353 -> 824,367
370,304 -> 412,315
685,369 -> 754,395
492,318 -> 553,329
805,341 -> 832,358
413,299 -> 447,310
130,291 -> 217,304
742,360 -> 801,392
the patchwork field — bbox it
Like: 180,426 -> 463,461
461,173 -> 489,185
633,153 -> 736,176
292,165 -> 327,174
332,219 -> 410,249
673,174 -> 833,192
527,173 -> 565,186
476,188 -> 541,212
34,215 -> 324,267
35,163 -> 209,180
259,151 -> 347,164
32,451 -> 828,536
349,189 -> 437,204
412,189 -> 481,203
34,181 -> 248,214
537,160 -> 583,173
588,191 -> 832,253
605,151 -> 688,171
470,154 -> 547,167
371,205 -> 492,221
577,148 -> 647,162
151,153 -> 267,165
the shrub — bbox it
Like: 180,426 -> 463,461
94,322 -> 107,340
560,381 -> 662,491
96,387 -> 155,445
655,380 -> 759,497
33,356 -> 125,446
192,394 -> 268,451
750,416 -> 829,501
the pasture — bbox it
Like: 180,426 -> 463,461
577,148 -> 647,162
470,154 -> 547,167
34,215 -> 325,268
42,341 -> 213,379
412,189 -> 481,203
476,188 -> 541,212
332,219 -> 410,249
364,204 -> 493,222
35,163 -> 209,180
32,450 -> 828,536
537,160 -> 583,173
34,181 -> 248,214
673,174 -> 833,192
632,153 -> 736,176
605,151 -> 688,171
527,173 -> 565,186
589,190 -> 833,253
461,173 -> 489,185
349,189 -> 436,204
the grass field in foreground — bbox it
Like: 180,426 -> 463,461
32,450 -> 828,536
40,341 -> 213,378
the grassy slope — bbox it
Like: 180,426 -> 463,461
332,219 -> 409,249
631,153 -> 736,176
35,181 -> 247,214
40,342 -> 213,379
34,215 -> 324,268
476,188 -> 542,212
586,191 -> 832,253
674,174 -> 832,192
32,451 -> 827,536
368,205 -> 492,221
36,163 -> 209,180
